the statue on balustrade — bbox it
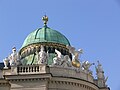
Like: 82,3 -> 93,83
82,61 -> 94,75
8,47 -> 20,66
38,45 -> 48,64
95,61 -> 108,79
66,45 -> 83,68
61,55 -> 72,68
3,57 -> 9,69
53,49 -> 72,68
96,61 -> 105,79
95,61 -> 108,87
53,49 -> 63,66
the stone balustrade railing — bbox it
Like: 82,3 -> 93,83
17,64 -> 47,74
3,65 -> 94,83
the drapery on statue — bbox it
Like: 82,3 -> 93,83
82,61 -> 94,74
38,45 -> 48,64
82,61 -> 94,70
66,45 -> 83,68
95,61 -> 104,79
8,47 -> 18,66
95,61 -> 108,86
53,49 -> 71,67
61,55 -> 72,67
53,49 -> 63,65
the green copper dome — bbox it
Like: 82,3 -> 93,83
22,25 -> 70,48
20,16 -> 71,65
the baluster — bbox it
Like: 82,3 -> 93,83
17,67 -> 19,73
26,67 -> 28,72
29,66 -> 31,72
37,66 -> 39,72
23,67 -> 25,72
28,66 -> 30,72
35,66 -> 37,72
32,67 -> 33,72
33,66 -> 35,72
39,66 -> 42,71
21,67 -> 23,73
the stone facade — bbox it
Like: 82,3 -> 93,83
0,64 -> 109,90
0,79 -> 11,90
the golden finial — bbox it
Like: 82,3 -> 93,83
42,15 -> 48,25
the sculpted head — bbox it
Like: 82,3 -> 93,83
12,47 -> 16,53
40,45 -> 44,51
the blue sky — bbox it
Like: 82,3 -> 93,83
0,0 -> 119,90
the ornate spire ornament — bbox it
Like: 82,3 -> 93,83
42,15 -> 48,26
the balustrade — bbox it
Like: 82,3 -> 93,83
17,65 -> 46,74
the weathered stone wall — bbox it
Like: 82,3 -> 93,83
0,79 -> 10,90
10,80 -> 48,90
48,77 -> 99,90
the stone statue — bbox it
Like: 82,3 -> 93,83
95,61 -> 108,87
67,45 -> 83,61
38,45 -> 48,64
16,53 -> 21,65
95,61 -> 104,79
66,45 -> 83,68
53,49 -> 62,66
82,61 -> 94,71
3,57 -> 9,69
53,49 -> 72,68
61,55 -> 72,68
8,47 -> 18,66
73,49 -> 83,61
82,61 -> 94,74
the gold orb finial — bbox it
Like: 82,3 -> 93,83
42,15 -> 48,25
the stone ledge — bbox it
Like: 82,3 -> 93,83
4,73 -> 52,81
49,66 -> 94,83
3,65 -> 94,83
